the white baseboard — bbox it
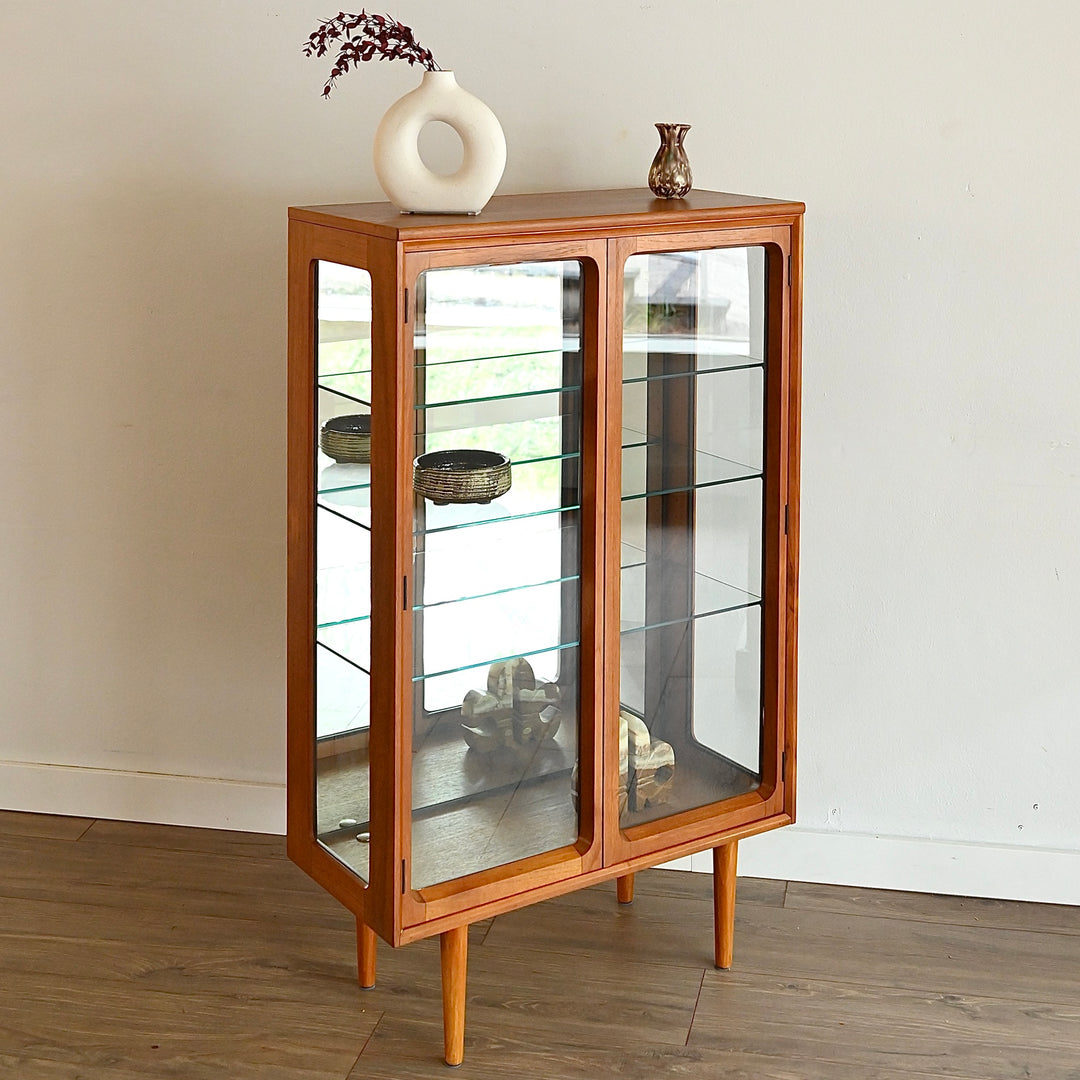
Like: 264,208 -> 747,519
701,826 -> 1080,906
0,759 -> 286,835
3,760 -> 1077,906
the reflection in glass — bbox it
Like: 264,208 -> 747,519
620,246 -> 766,828
411,261 -> 583,890
314,261 -> 373,881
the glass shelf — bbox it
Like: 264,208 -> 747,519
319,609 -> 369,631
317,485 -> 371,675
424,572 -> 580,615
315,643 -> 370,739
319,517 -> 581,650
317,454 -> 583,501
317,569 -> 370,628
418,325 -> 570,358
621,445 -> 761,501
417,516 -> 580,608
621,427 -> 657,451
319,374 -> 371,410
417,412 -> 572,457
319,361 -> 371,379
318,454 -> 580,535
623,340 -> 762,379
318,458 -> 370,497
415,338 -> 580,368
413,639 -> 578,685
316,416 -> 581,502
317,498 -> 371,532
416,380 -> 582,412
317,635 -> 369,677
419,500 -> 579,539
320,564 -> 581,635
620,561 -> 761,634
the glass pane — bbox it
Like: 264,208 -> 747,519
411,260 -> 583,890
314,261 -> 372,882
619,246 -> 766,829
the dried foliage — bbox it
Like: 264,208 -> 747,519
303,10 -> 440,97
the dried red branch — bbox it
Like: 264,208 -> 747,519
303,10 -> 440,97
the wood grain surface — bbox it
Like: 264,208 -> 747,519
1,811 -> 1076,1079
289,188 -> 805,244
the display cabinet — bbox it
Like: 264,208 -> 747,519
287,189 -> 803,1065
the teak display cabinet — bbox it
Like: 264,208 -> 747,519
287,189 -> 803,1065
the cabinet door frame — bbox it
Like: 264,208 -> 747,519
396,238 -> 608,932
287,223 -> 405,944
601,225 -> 798,868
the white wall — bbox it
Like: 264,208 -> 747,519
2,2 -> 1078,901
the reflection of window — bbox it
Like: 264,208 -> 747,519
620,247 -> 766,799
415,263 -> 583,714
624,246 -> 762,352
316,262 -> 374,740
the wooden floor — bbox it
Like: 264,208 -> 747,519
2,811 -> 1079,1079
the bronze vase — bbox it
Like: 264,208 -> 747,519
648,123 -> 693,199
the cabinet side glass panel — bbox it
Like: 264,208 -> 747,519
314,261 -> 372,881
411,261 -> 583,890
619,247 -> 766,828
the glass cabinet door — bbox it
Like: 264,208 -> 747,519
619,246 -> 767,829
312,260 -> 373,881
409,260 -> 584,890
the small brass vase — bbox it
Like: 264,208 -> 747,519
648,123 -> 693,199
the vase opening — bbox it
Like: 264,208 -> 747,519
417,120 -> 466,177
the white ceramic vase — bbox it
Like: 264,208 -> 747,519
373,70 -> 506,215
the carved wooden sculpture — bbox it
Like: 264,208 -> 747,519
461,658 -> 562,752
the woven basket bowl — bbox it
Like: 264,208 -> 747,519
321,414 -> 371,463
413,449 -> 511,506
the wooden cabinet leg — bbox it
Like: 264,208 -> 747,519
440,925 -> 468,1067
357,918 -> 376,989
616,873 -> 635,905
713,841 -> 738,970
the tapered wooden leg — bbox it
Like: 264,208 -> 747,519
356,918 -> 376,989
616,873 -> 635,905
440,925 -> 468,1067
713,841 -> 738,970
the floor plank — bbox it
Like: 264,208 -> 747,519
0,969 -> 371,1078
489,886 -> 1080,1006
0,833 -> 348,928
0,1054 -> 354,1080
0,810 -> 93,841
80,818 -> 290,859
786,880 -> 1080,936
351,1014 -> 943,1080
731,904 -> 1080,1007
691,971 -> 1080,1080
482,880 -> 725,968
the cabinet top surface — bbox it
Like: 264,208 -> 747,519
289,187 -> 804,241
